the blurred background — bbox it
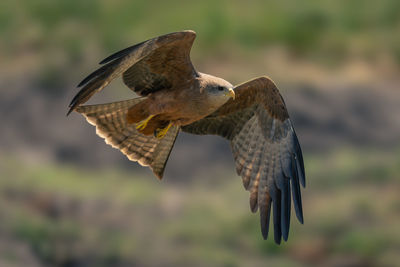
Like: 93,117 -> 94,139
1,0 -> 400,266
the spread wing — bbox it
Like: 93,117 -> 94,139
75,98 -> 179,179
68,30 -> 198,115
181,76 -> 305,244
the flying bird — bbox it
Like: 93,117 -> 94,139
68,30 -> 305,244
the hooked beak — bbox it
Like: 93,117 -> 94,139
225,88 -> 236,100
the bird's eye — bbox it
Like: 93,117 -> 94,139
217,86 -> 225,91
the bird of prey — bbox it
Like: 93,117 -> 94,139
68,30 -> 305,244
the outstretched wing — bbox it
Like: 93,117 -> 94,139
182,76 -> 305,244
76,98 -> 179,179
68,30 -> 198,115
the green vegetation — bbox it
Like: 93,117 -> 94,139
2,0 -> 400,65
1,148 -> 399,266
1,1 -> 399,266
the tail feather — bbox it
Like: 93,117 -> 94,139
76,98 -> 179,179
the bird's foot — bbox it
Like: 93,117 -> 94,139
154,123 -> 172,139
136,115 -> 155,131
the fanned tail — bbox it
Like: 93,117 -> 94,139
75,98 -> 179,179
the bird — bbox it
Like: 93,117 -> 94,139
67,30 -> 305,244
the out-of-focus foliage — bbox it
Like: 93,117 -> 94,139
2,0 -> 400,64
1,0 -> 399,266
1,149 -> 399,267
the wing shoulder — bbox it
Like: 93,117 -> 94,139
215,76 -> 289,121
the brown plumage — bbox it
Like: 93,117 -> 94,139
68,30 -> 306,244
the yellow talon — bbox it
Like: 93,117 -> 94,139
155,123 -> 173,139
136,115 -> 155,130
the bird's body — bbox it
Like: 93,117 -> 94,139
126,72 -> 234,135
68,30 -> 306,244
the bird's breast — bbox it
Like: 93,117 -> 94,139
148,84 -> 219,125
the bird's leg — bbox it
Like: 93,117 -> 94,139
154,123 -> 173,139
136,115 -> 155,131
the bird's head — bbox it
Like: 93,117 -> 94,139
199,73 -> 235,109
208,84 -> 235,100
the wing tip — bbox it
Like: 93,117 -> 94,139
76,68 -> 102,87
274,233 -> 282,245
260,198 -> 272,241
68,87 -> 86,114
261,225 -> 269,240
99,56 -> 114,65
98,39 -> 147,65
77,78 -> 87,87
99,47 -> 130,65
67,100 -> 81,116
250,194 -> 258,213
66,107 -> 74,116
293,131 -> 306,187
281,194 -> 291,242
67,100 -> 80,116
282,229 -> 289,242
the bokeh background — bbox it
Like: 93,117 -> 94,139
1,0 -> 400,266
